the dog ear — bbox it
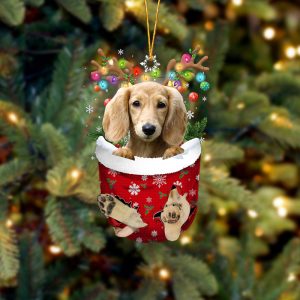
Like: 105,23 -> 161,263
102,87 -> 130,143
162,87 -> 187,145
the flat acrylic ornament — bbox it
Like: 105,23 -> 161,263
95,137 -> 201,243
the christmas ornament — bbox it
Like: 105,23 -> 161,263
140,55 -> 160,72
99,79 -> 108,90
151,68 -> 161,79
181,53 -> 192,64
133,66 -> 143,77
200,81 -> 210,91
104,98 -> 111,106
189,92 -> 199,102
195,72 -> 206,82
181,70 -> 194,82
107,75 -> 118,85
168,71 -> 177,80
118,58 -> 127,69
96,137 -> 201,242
90,71 -> 101,81
174,80 -> 182,88
94,85 -> 100,92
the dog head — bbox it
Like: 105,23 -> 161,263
102,82 -> 187,145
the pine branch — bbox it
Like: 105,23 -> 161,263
133,279 -> 164,300
0,223 -> 19,280
185,118 -> 207,141
0,159 -> 29,187
0,0 -> 25,26
100,0 -> 125,31
70,283 -> 118,300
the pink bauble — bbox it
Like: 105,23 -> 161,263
90,71 -> 101,81
181,53 -> 192,64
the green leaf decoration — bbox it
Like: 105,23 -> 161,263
159,191 -> 168,199
144,205 -> 154,215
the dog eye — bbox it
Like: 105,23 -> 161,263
132,100 -> 140,107
157,101 -> 166,108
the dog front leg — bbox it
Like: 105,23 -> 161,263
113,147 -> 135,160
163,146 -> 184,159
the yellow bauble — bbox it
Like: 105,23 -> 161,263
100,67 -> 108,75
175,63 -> 184,72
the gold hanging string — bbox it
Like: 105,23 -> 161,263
144,0 -> 161,60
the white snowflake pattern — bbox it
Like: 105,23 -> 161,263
189,189 -> 197,196
128,183 -> 140,196
136,237 -> 143,243
118,49 -> 124,55
200,137 -> 205,143
86,105 -> 94,114
151,230 -> 158,237
146,197 -> 152,203
173,181 -> 182,188
96,126 -> 102,133
152,175 -> 167,188
141,175 -> 148,181
91,155 -> 95,160
140,54 -> 160,72
108,169 -> 118,177
133,202 -> 139,208
187,110 -> 194,120
202,96 -> 207,102
196,174 -> 200,181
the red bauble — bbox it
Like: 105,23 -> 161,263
115,144 -> 121,148
104,98 -> 111,106
189,92 -> 199,102
133,66 -> 143,77
177,86 -> 185,93
94,85 -> 100,92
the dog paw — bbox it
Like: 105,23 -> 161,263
163,146 -> 184,159
113,147 -> 135,160
161,205 -> 181,224
97,194 -> 116,217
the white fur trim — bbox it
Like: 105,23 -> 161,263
95,136 -> 201,175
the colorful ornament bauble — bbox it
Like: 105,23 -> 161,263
118,58 -> 127,69
107,75 -> 118,85
173,80 -> 181,88
99,79 -> 108,90
151,68 -> 161,79
90,71 -> 101,81
104,98 -> 111,106
200,81 -> 210,91
175,63 -> 184,72
94,85 -> 101,92
177,86 -> 186,93
100,66 -> 109,75
133,66 -> 143,77
195,72 -> 206,83
189,92 -> 199,102
168,71 -> 177,80
181,53 -> 192,64
181,70 -> 194,82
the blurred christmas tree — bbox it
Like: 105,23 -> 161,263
1,0 -> 300,299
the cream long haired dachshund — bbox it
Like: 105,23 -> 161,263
102,81 -> 187,159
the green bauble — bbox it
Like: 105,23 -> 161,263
118,58 -> 127,69
200,81 -> 210,91
181,70 -> 194,82
151,68 -> 161,78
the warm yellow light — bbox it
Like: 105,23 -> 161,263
248,209 -> 258,219
277,207 -> 288,218
108,59 -> 114,66
287,273 -> 296,282
297,46 -> 300,56
270,113 -> 278,121
49,245 -> 62,254
204,154 -> 212,162
273,196 -> 285,208
159,268 -> 171,280
263,27 -> 275,40
70,168 -> 81,180
237,102 -> 245,110
204,21 -> 214,31
262,163 -> 272,173
274,61 -> 283,71
100,66 -> 108,75
6,219 -> 13,228
7,112 -> 19,124
255,228 -> 264,237
232,0 -> 243,6
180,235 -> 192,245
285,46 -> 296,59
125,0 -> 138,8
218,207 -> 227,216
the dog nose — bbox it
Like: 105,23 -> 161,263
142,123 -> 156,136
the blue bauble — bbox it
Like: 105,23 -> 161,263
168,71 -> 177,80
196,72 -> 206,83
99,79 -> 108,90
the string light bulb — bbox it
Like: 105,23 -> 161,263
273,196 -> 285,208
49,245 -> 62,255
274,61 -> 284,71
180,235 -> 192,245
7,112 -> 19,124
287,273 -> 296,282
270,113 -> 278,121
218,207 -> 227,216
232,0 -> 243,6
6,219 -> 13,228
277,207 -> 288,218
70,168 -> 81,180
285,46 -> 296,59
263,27 -> 275,40
204,154 -> 212,162
237,102 -> 245,110
248,209 -> 258,219
297,46 -> 300,56
125,0 -> 138,9
255,228 -> 264,237
158,268 -> 171,280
